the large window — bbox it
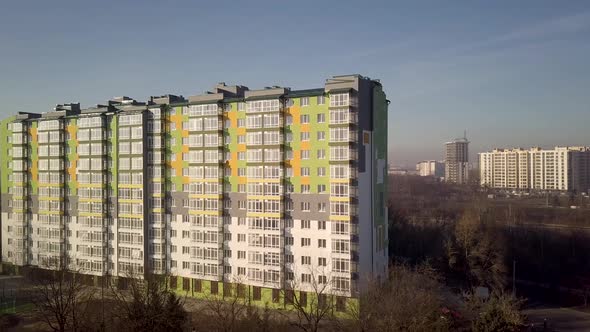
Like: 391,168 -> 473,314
330,183 -> 349,197
246,115 -> 263,129
247,100 -> 280,113
187,104 -> 218,117
329,109 -> 349,124
331,221 -> 349,235
264,149 -> 280,162
203,117 -> 219,131
330,165 -> 349,178
264,131 -> 280,145
263,114 -> 280,128
329,127 -> 349,142
247,149 -> 263,162
330,202 -> 349,216
329,93 -> 349,107
332,239 -> 350,254
247,132 -> 263,145
204,134 -> 219,147
330,146 -> 349,161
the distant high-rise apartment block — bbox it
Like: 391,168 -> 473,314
444,135 -> 469,184
416,160 -> 444,178
0,74 -> 388,303
479,146 -> 590,192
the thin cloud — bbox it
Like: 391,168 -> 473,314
493,11 -> 590,44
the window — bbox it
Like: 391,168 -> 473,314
330,165 -> 348,178
300,132 -> 310,141
300,114 -> 310,124
301,167 -> 310,177
301,150 -> 310,160
318,220 -> 326,229
317,95 -> 325,105
318,184 -> 326,194
302,274 -> 312,283
330,93 -> 349,107
330,127 -> 349,142
317,149 -> 326,159
246,115 -> 263,129
301,184 -> 310,194
332,239 -> 350,253
301,256 -> 311,265
264,148 -> 280,162
247,99 -> 280,113
331,221 -> 349,235
318,239 -> 326,248
264,114 -> 280,128
301,202 -> 310,211
300,97 -> 309,107
330,183 -> 349,197
330,202 -> 349,216
318,257 -> 327,266
264,131 -> 280,145
333,258 -> 350,273
317,167 -> 326,177
247,132 -> 263,145
330,146 -> 349,161
247,149 -> 263,162
286,236 -> 294,246
301,220 -> 310,229
301,238 -> 311,247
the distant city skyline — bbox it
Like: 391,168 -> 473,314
1,1 -> 589,167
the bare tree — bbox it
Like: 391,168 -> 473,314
446,209 -> 506,291
110,271 -> 188,332
189,275 -> 290,332
348,263 -> 453,332
201,278 -> 249,332
26,254 -> 92,332
281,266 -> 338,332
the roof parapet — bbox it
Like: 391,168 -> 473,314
210,83 -> 249,98
245,86 -> 289,100
149,94 -> 186,106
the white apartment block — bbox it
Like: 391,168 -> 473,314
416,160 -> 444,178
479,146 -> 590,192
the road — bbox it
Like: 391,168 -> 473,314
525,307 -> 590,331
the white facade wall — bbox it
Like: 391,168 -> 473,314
480,147 -> 590,191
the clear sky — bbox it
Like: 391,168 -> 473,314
1,1 -> 589,167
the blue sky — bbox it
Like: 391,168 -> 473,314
1,1 -> 589,166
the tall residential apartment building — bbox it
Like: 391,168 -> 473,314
445,136 -> 469,184
416,160 -> 444,178
0,74 -> 388,301
479,146 -> 590,192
